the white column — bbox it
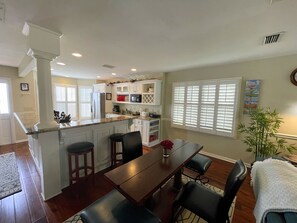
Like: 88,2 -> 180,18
32,53 -> 58,129
22,22 -> 62,130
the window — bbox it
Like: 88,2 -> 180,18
54,85 -> 77,119
171,78 -> 241,137
78,86 -> 92,119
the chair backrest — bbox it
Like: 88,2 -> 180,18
122,131 -> 143,163
218,159 -> 247,221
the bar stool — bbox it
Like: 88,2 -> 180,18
109,133 -> 124,167
67,142 -> 95,185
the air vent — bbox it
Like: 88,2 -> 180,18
268,0 -> 283,5
0,3 -> 5,23
263,32 -> 284,45
102,64 -> 115,69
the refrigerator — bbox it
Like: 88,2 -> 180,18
91,92 -> 106,119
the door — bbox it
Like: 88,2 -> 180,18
0,78 -> 14,145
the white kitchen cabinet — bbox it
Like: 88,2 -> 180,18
114,83 -> 130,94
141,80 -> 162,105
93,83 -> 111,93
113,83 -> 130,103
112,80 -> 162,105
141,118 -> 160,147
130,82 -> 142,94
131,118 -> 143,134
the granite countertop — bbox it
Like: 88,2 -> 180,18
14,112 -> 135,135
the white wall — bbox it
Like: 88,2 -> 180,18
163,54 -> 297,163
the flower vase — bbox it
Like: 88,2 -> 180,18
163,148 -> 169,158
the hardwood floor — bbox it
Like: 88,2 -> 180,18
0,142 -> 256,223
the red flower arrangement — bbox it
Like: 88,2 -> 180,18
160,139 -> 174,150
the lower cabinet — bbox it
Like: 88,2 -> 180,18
58,120 -> 129,188
132,118 -> 160,147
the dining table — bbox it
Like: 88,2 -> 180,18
104,139 -> 203,205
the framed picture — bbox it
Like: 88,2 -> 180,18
106,93 -> 112,100
20,83 -> 29,91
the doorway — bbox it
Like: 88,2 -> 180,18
0,78 -> 14,145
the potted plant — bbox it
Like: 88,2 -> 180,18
238,107 -> 296,161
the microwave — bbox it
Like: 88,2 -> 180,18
130,94 -> 142,103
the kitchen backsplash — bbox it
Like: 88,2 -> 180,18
116,104 -> 162,115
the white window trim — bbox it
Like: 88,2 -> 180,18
171,77 -> 241,138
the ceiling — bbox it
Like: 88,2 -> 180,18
0,0 -> 297,80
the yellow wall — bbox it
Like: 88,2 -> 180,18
163,54 -> 297,163
0,67 -> 97,142
0,66 -> 37,141
52,76 -> 96,86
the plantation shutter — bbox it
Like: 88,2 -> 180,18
171,78 -> 241,138
172,83 -> 185,126
216,80 -> 239,137
200,82 -> 216,131
185,84 -> 199,128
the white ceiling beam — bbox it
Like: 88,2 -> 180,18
18,54 -> 35,77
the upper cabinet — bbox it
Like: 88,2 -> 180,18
93,83 -> 111,93
130,82 -> 142,94
113,80 -> 162,105
141,80 -> 162,105
115,83 -> 129,94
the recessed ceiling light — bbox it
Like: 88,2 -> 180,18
65,75 -> 69,78
112,73 -> 117,76
51,68 -> 54,71
97,76 -> 101,78
72,53 -> 82,57
131,68 -> 137,72
57,62 -> 66,66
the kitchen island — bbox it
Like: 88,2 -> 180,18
14,113 -> 134,200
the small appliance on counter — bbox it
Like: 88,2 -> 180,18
112,105 -> 120,113
141,111 -> 148,118
149,113 -> 161,118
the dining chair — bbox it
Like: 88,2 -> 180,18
171,159 -> 247,223
122,131 -> 143,163
80,189 -> 161,223
183,154 -> 212,184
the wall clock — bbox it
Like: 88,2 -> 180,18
290,68 -> 297,86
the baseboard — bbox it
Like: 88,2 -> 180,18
200,150 -> 251,168
16,139 -> 28,143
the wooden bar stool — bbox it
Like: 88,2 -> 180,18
67,142 -> 95,185
109,133 -> 124,167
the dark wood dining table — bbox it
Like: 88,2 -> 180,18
104,139 -> 203,205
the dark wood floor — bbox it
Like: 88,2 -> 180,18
0,142 -> 256,223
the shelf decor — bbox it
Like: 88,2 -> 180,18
160,139 -> 173,158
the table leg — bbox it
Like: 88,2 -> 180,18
173,169 -> 182,190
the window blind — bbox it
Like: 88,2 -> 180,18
171,78 -> 241,137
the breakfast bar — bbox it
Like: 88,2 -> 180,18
14,113 -> 134,200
